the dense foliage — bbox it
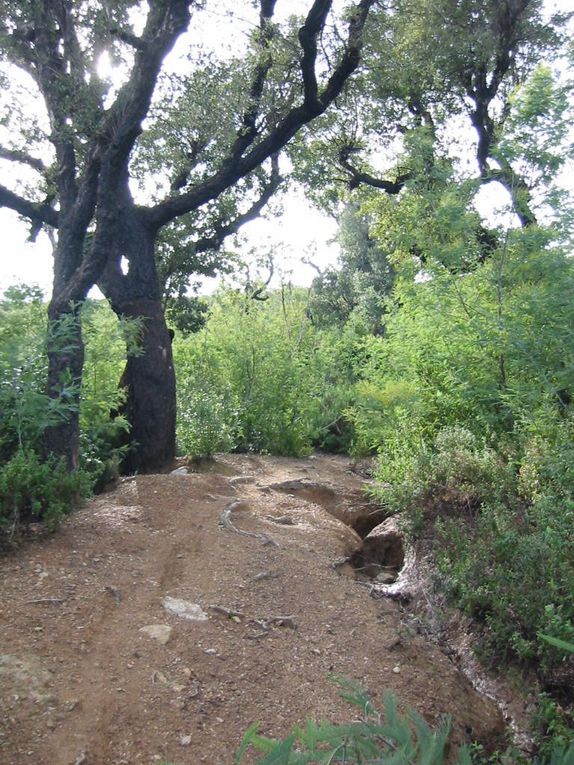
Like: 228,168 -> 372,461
173,287 -> 365,457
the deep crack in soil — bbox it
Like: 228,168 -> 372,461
0,454 -> 504,765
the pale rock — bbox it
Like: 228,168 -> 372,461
162,597 -> 208,622
229,475 -> 255,486
139,625 -> 173,645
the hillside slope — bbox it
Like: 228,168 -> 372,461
0,454 -> 504,765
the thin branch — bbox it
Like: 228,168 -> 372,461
0,146 -> 47,174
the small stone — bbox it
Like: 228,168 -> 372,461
229,475 -> 255,486
180,735 -> 192,747
392,665 -> 401,674
162,597 -> 208,622
204,648 -> 217,655
171,467 -> 189,475
140,624 -> 173,645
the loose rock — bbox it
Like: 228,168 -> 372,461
139,624 -> 173,645
162,597 -> 208,622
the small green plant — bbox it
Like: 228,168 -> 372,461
237,677 -> 574,765
0,449 -> 88,546
236,676 -> 471,765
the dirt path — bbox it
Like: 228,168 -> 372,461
0,454 -> 504,765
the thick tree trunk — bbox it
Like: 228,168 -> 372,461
115,298 -> 176,473
43,304 -> 84,471
98,195 -> 178,474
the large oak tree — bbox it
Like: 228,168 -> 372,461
0,0 -> 376,472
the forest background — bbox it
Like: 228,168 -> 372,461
1,0 -> 574,761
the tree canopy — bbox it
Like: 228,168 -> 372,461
0,0 -> 377,470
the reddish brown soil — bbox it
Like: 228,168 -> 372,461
0,454 -> 504,765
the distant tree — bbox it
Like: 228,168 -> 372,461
307,202 -> 395,332
291,0 -> 571,228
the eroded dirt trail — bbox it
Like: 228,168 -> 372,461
0,455 -> 503,765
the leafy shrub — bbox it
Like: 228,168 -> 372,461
0,286 -> 52,458
374,426 -> 512,519
173,288 -> 365,458
236,676 -> 574,765
80,300 -> 137,486
379,424 -> 574,690
0,290 -> 133,497
237,677 -> 471,765
0,449 -> 88,546
178,387 -> 240,458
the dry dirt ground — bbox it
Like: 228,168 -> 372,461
0,454 -> 505,765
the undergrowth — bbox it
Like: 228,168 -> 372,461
235,676 -> 574,765
0,449 -> 88,547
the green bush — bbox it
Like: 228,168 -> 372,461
0,449 -> 88,546
379,424 -> 574,688
173,288 -> 365,458
0,290 -> 134,500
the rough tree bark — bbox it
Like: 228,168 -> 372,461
98,198 -> 177,473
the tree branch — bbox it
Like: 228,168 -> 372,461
0,184 -> 58,228
339,146 -> 410,192
48,0 -> 194,309
484,163 -> 537,227
148,0 -> 376,230
109,27 -> 146,51
192,155 -> 282,255
229,1 -> 278,160
319,0 -> 373,107
0,146 -> 48,174
299,0 -> 331,108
